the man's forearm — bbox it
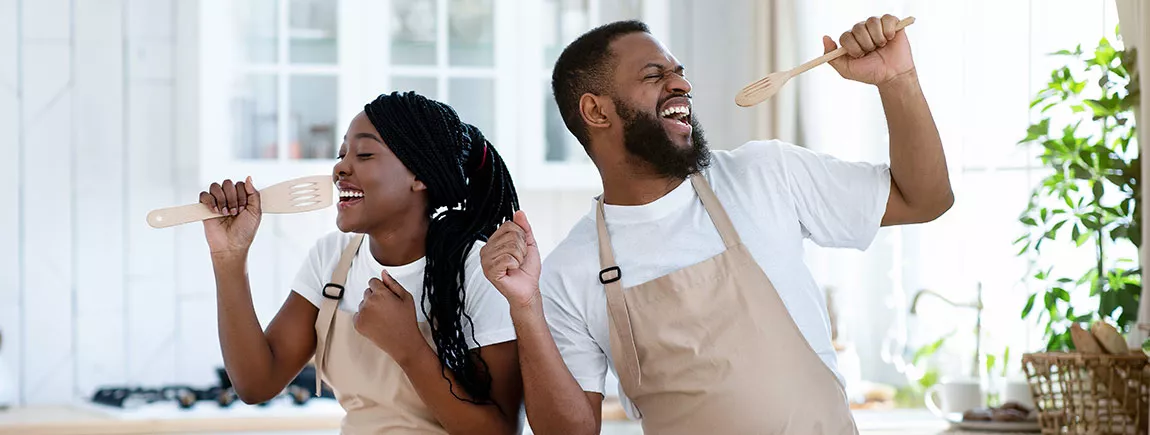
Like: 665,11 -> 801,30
878,69 -> 953,216
511,296 -> 600,435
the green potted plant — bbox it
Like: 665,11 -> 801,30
1016,31 -> 1141,349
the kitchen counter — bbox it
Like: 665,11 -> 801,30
0,400 -> 344,435
0,403 -> 993,435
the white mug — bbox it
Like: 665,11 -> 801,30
925,380 -> 982,419
1001,380 -> 1034,409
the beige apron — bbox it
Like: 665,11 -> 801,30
596,175 -> 858,435
313,234 -> 447,435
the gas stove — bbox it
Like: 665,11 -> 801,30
90,366 -> 334,410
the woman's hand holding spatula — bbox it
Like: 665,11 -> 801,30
146,174 -> 332,259
200,177 -> 263,259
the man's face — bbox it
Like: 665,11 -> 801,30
608,33 -> 709,178
614,98 -> 709,180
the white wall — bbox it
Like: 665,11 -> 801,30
1,0 -> 183,405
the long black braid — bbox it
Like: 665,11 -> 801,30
363,91 -> 518,404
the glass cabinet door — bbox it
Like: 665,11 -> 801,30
387,0 -> 499,138
227,0 -> 342,163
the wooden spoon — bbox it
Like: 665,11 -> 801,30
735,16 -> 916,107
146,175 -> 333,229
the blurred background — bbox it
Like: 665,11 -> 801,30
0,0 -> 1146,433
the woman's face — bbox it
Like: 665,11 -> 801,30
332,111 -> 427,233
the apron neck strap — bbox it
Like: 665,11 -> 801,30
594,200 -> 642,389
594,200 -> 619,279
314,233 -> 365,396
330,234 -> 364,288
594,172 -> 741,271
689,175 -> 741,248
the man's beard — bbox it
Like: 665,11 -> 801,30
616,99 -> 710,179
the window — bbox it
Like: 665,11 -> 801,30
197,0 -> 667,189
199,0 -> 357,183
517,0 -> 667,190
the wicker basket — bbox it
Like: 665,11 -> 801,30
1022,352 -> 1150,434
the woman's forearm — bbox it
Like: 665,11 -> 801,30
397,344 -> 518,435
212,252 -> 280,403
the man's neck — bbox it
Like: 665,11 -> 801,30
600,165 -> 686,206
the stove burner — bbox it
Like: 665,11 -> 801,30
90,365 -> 332,409
91,386 -> 238,409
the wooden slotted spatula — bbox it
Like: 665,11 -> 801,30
735,16 -> 915,107
146,175 -> 333,229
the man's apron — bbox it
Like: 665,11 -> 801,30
596,175 -> 858,434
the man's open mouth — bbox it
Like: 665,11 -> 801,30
658,98 -> 693,136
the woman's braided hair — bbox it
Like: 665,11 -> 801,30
363,91 -> 518,403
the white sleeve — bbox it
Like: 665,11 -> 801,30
541,272 -> 608,395
738,140 -> 891,250
781,142 -> 890,249
461,246 -> 517,349
290,237 -> 332,308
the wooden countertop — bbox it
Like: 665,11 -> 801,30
1,403 -> 973,435
3,398 -> 633,435
0,401 -> 343,435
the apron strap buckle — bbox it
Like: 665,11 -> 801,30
599,266 -> 622,284
322,283 -> 345,300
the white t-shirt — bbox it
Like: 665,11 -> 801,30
293,232 -> 516,349
540,140 -> 891,415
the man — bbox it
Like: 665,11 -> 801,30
481,15 -> 951,435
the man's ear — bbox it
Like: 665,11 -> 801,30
580,93 -> 614,133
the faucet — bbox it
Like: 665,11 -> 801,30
910,283 -> 984,379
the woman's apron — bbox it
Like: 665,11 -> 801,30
596,175 -> 858,434
313,234 -> 447,434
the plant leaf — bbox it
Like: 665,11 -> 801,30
1022,293 -> 1037,318
1076,229 -> 1092,246
1054,287 -> 1071,302
1085,99 -> 1110,117
1002,347 -> 1012,377
913,333 -> 952,365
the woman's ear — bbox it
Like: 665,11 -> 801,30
412,179 -> 428,192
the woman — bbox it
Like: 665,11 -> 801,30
199,91 -> 523,434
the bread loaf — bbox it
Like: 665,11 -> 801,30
1090,321 -> 1128,354
1071,323 -> 1104,353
